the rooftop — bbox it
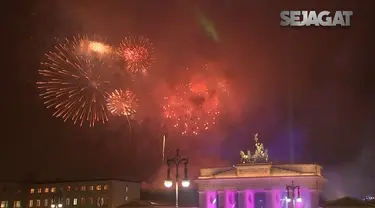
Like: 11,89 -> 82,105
31,178 -> 140,184
197,163 -> 323,179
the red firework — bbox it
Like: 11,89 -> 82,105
162,81 -> 221,136
117,36 -> 154,75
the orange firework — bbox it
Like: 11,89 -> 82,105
162,82 -> 221,136
106,89 -> 138,116
37,36 -> 111,127
77,35 -> 113,60
117,36 -> 154,75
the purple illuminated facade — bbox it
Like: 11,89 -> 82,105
195,164 -> 325,208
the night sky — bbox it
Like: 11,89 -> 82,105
4,0 -> 375,199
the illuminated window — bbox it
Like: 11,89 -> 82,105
1,201 -> 8,208
125,196 -> 128,202
88,198 -> 93,205
43,199 -> 48,207
80,186 -> 86,191
44,188 -> 49,193
104,198 -> 108,206
96,185 -> 101,191
30,189 -> 35,194
96,197 -> 104,206
103,185 -> 108,191
125,185 -> 128,192
36,200 -> 40,207
51,188 -> 56,193
73,198 -> 77,206
12,201 -> 20,208
88,186 -> 93,191
65,198 -> 70,206
37,188 -> 42,193
80,198 -> 85,205
66,186 -> 71,191
29,200 -> 33,207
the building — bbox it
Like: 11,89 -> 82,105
195,134 -> 325,208
1,179 -> 140,208
117,200 -> 197,208
324,196 -> 375,207
0,182 -> 26,208
363,196 -> 375,204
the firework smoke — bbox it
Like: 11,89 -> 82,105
162,82 -> 219,135
161,64 -> 230,136
162,134 -> 166,164
142,153 -> 229,190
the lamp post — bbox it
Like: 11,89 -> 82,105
164,149 -> 190,208
286,181 -> 302,207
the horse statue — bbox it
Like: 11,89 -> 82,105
253,133 -> 269,162
239,133 -> 270,164
240,150 -> 251,163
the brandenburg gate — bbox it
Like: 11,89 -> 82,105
195,134 -> 325,208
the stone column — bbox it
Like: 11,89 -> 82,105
237,191 -> 245,208
205,191 -> 218,208
218,190 -> 237,208
238,190 -> 254,208
294,188 -> 303,208
199,191 -> 207,208
265,190 -> 281,208
217,191 -> 225,208
309,189 -> 319,208
224,190 -> 236,208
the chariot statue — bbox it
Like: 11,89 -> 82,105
239,133 -> 269,163
240,150 -> 251,164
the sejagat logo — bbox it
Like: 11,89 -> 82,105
280,11 -> 353,27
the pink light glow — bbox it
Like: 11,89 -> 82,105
271,189 -> 282,208
244,190 -> 255,208
295,188 -> 310,208
206,191 -> 217,208
225,190 -> 235,208
199,189 -> 313,208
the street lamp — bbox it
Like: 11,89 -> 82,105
50,204 -> 62,208
286,181 -> 302,206
164,149 -> 189,207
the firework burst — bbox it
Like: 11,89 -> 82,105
37,36 -> 111,127
117,36 -> 154,75
186,63 -> 230,95
162,82 -> 221,136
106,89 -> 138,116
76,35 -> 114,60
